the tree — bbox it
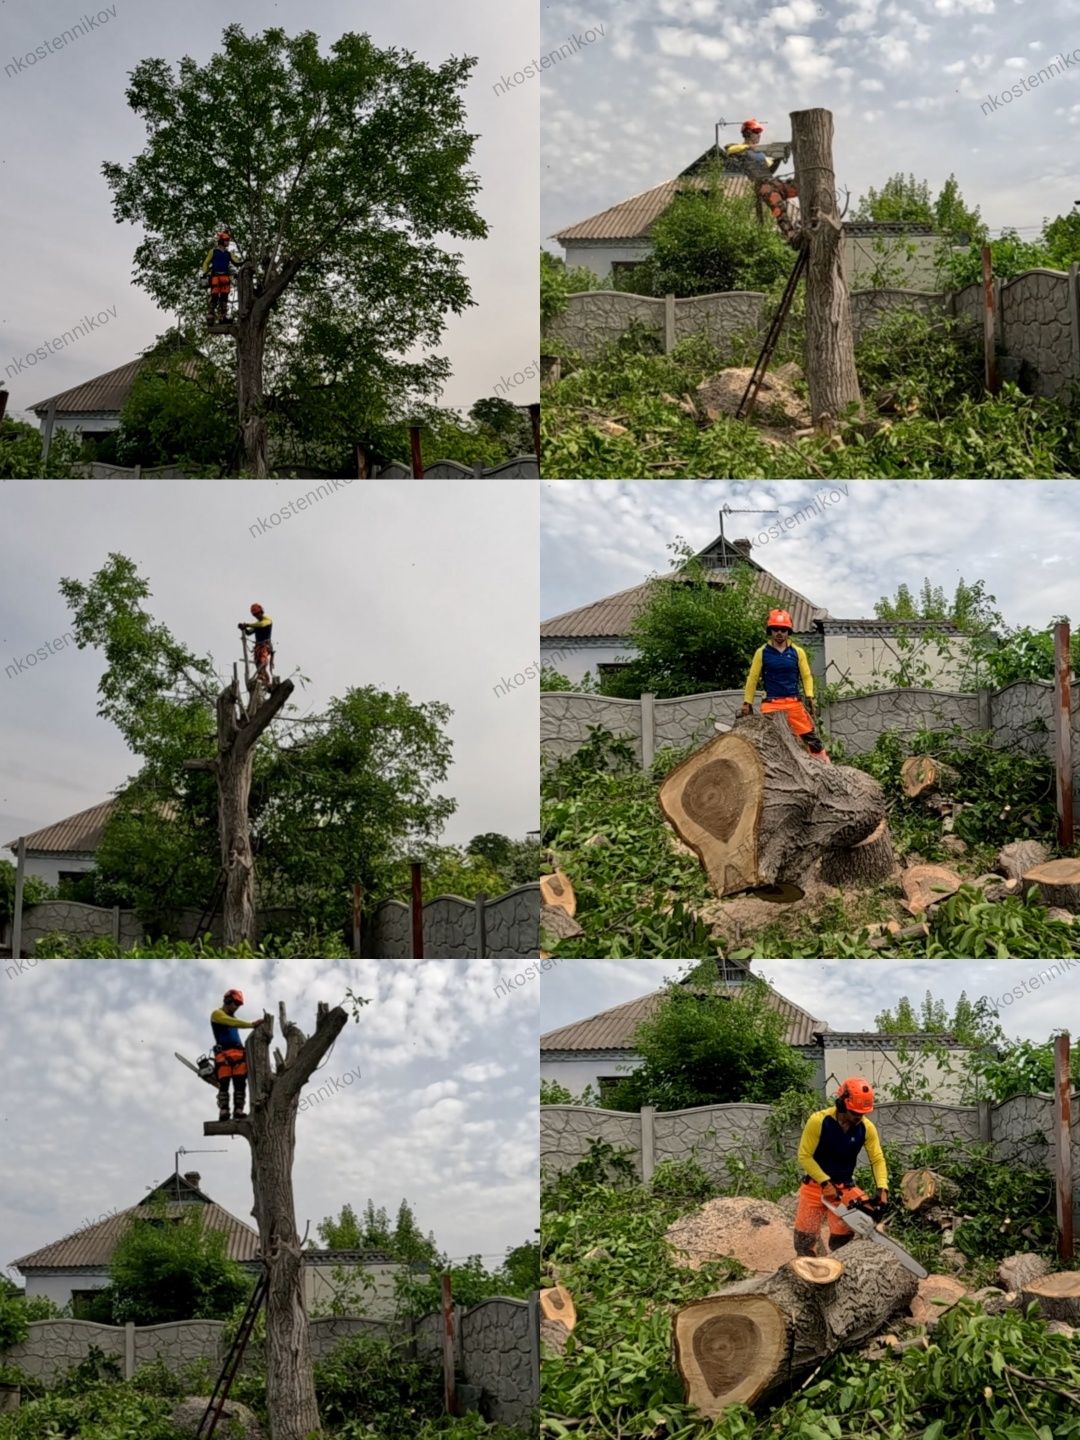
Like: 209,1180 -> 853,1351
541,249 -> 604,329
604,970 -> 814,1112
601,546 -> 774,699
207,997 -> 351,1440
932,174 -> 986,245
875,989 -> 999,1046
317,1198 -> 438,1265
103,26 -> 487,477
116,339 -> 237,473
1042,210 -> 1080,270
0,416 -> 83,479
854,173 -> 933,225
636,183 -> 791,298
107,1201 -> 252,1324
0,861 -> 54,928
468,397 -> 532,459
498,1241 -> 541,1294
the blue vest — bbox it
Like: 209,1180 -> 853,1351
761,643 -> 801,699
211,247 -> 233,275
811,1113 -> 867,1185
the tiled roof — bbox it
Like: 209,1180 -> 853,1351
6,800 -> 116,856
821,619 -> 961,636
541,569 -> 825,639
541,966 -> 829,1052
29,359 -> 145,416
552,174 -> 751,242
843,222 -> 936,237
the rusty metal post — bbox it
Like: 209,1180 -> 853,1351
982,246 -> 999,395
410,860 -> 424,958
1055,620 -> 1074,848
1054,1033 -> 1074,1260
441,1273 -> 457,1416
0,388 -> 9,426
354,444 -> 369,479
409,425 -> 425,479
352,881 -> 364,957
529,402 -> 541,465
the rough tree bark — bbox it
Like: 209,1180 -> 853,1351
1021,859 -> 1080,911
222,259 -> 304,477
672,1239 -> 918,1415
206,999 -> 349,1440
790,108 -> 863,428
186,665 -> 294,946
658,713 -> 886,899
819,818 -> 895,887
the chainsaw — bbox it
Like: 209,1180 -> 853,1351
175,1051 -> 218,1087
821,1189 -> 927,1278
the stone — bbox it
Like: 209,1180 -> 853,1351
171,1398 -> 265,1440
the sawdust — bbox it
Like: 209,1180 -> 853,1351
665,1196 -> 800,1273
695,362 -> 811,429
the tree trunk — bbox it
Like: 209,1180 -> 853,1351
1020,1273 -> 1080,1323
901,756 -> 959,802
1021,859 -> 1080,911
672,1239 -> 918,1415
205,999 -> 349,1440
997,1253 -> 1050,1292
901,1169 -> 960,1214
236,314 -> 270,479
658,713 -> 886,899
819,819 -> 895,887
790,108 -> 862,427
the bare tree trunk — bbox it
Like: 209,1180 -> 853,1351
236,314 -> 270,479
790,108 -> 862,428
206,1000 -> 350,1440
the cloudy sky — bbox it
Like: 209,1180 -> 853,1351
541,479 -> 1079,629
541,0 -> 1080,247
542,957 -> 1079,1044
1,479 -> 538,850
1,0 -> 537,425
1,959 -> 537,1283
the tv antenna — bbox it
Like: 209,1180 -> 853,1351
173,1146 -> 227,1191
718,504 -> 779,554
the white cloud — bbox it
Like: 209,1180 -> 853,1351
767,0 -> 821,30
943,59 -> 966,73
654,25 -> 731,60
782,33 -> 835,79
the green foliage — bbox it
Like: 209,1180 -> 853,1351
541,250 -> 605,329
0,418 -> 83,479
0,862 -> 54,928
0,1382 -> 180,1440
540,666 -> 599,692
116,342 -> 236,473
315,1333 -> 442,1439
937,208 -> 1080,287
854,170 -> 985,244
965,1036 -> 1080,1103
105,1201 -> 253,1324
875,990 -> 1000,1046
0,1290 -> 61,1351
854,310 -> 983,418
317,1199 -> 439,1266
541,1078 -> 600,1106
31,930 -> 350,958
981,622 -> 1080,687
636,187 -> 792,298
602,974 -> 814,1112
467,397 -> 533,459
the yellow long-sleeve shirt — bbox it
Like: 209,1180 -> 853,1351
797,1106 -> 888,1190
743,641 -> 815,705
202,247 -> 241,274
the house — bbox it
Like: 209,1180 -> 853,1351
29,359 -> 146,443
540,529 -> 967,690
540,959 -> 975,1102
10,1169 -> 414,1318
5,800 -> 117,886
552,143 -> 944,292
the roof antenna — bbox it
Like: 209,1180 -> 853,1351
174,1146 -> 227,1196
718,503 -> 779,555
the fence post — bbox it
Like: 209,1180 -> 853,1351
124,1322 -> 135,1380
526,1291 -> 541,1408
664,293 -> 676,353
1054,621 -> 1074,848
475,893 -> 487,958
977,688 -> 992,733
529,401 -> 541,466
640,1105 -> 656,1183
1054,1035 -> 1074,1260
1069,263 -> 1080,384
640,692 -> 656,770
352,882 -> 364,957
0,388 -> 8,425
978,1099 -> 992,1144
981,246 -> 999,395
111,906 -> 121,947
12,837 -> 26,960
410,861 -> 425,958
440,1274 -> 457,1417
409,425 -> 425,479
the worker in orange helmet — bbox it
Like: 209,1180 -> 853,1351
238,603 -> 274,688
202,229 -> 242,324
741,608 -> 827,758
723,118 -> 800,247
793,1078 -> 890,1257
211,988 -> 264,1120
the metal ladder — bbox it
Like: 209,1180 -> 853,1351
736,245 -> 808,421
192,869 -> 227,942
195,1269 -> 268,1440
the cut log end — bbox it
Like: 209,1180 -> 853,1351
901,1169 -> 960,1213
1021,1272 -> 1080,1324
900,756 -> 957,800
672,1294 -> 788,1416
788,1256 -> 844,1285
1022,859 -> 1080,913
539,1285 -> 577,1331
540,870 -> 576,916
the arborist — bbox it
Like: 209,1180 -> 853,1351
238,604 -> 274,688
741,609 -> 826,756
202,229 -> 242,324
793,1077 -> 890,1257
724,119 -> 800,246
211,988 -> 264,1121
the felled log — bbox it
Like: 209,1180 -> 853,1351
901,864 -> 963,915
901,1169 -> 960,1214
658,714 -> 886,900
996,840 -> 1049,884
909,1274 -> 967,1326
901,756 -> 959,801
1021,859 -> 1080,912
971,1286 -> 1016,1316
997,1253 -> 1050,1292
540,1285 -> 577,1331
540,870 -> 576,916
1021,1272 -> 1080,1324
819,819 -> 896,887
788,1257 -> 843,1286
672,1239 -> 919,1415
540,905 -> 584,940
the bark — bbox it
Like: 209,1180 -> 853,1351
236,316 -> 270,480
672,1239 -> 918,1415
997,1252 -> 1050,1292
205,1000 -> 349,1440
790,109 -> 862,426
901,1169 -> 960,1214
658,713 -> 886,899
1021,859 -> 1080,911
1020,1273 -> 1080,1323
996,840 -> 1050,883
819,819 -> 895,887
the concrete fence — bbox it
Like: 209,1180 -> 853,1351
540,1095 -> 1080,1216
374,456 -> 539,479
5,1297 -> 540,1426
545,266 -> 1080,398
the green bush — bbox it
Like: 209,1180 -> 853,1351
315,1333 -> 442,1438
31,930 -> 350,958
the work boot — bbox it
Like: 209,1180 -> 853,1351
233,1109 -> 248,1120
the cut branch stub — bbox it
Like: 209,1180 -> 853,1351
658,714 -> 885,898
788,1257 -> 843,1286
1021,859 -> 1080,912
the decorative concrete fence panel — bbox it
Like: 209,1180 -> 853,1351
540,1105 -> 646,1180
16,901 -> 143,954
672,292 -> 764,352
953,282 -> 989,336
824,688 -> 984,755
375,456 -> 538,479
131,1320 -> 226,1373
460,1297 -> 539,1427
872,1101 -> 983,1150
540,692 -> 645,765
360,885 -> 539,959
412,1310 -> 448,1364
849,289 -> 950,343
547,291 -> 667,359
653,690 -> 744,756
308,1317 -> 395,1360
652,1103 -> 792,1186
483,886 -> 541,960
6,1321 -> 127,1382
1000,269 -> 1078,397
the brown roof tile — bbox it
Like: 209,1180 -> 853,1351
29,359 -> 146,416
552,174 -> 750,243
6,800 -> 117,856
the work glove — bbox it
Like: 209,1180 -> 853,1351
877,1188 -> 889,1209
804,697 -> 815,716
821,1181 -> 840,1203
740,703 -> 753,717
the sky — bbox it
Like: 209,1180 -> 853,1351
541,0 -> 1080,248
0,958 -> 538,1283
541,957 -> 1080,1046
540,479 -> 1080,629
0,478 -> 538,851
0,0 -> 538,425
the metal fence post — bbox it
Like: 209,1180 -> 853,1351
641,1105 -> 656,1183
641,692 -> 656,770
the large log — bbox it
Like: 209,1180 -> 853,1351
658,714 -> 886,899
901,1169 -> 960,1214
819,819 -> 895,887
997,1252 -> 1050,1292
996,840 -> 1049,883
909,1274 -> 968,1327
1021,859 -> 1080,912
1021,1272 -> 1080,1324
672,1238 -> 918,1415
901,756 -> 959,801
901,864 -> 963,915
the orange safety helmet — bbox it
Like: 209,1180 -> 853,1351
766,608 -> 793,631
836,1076 -> 875,1114
741,118 -> 765,134
250,604 -> 264,617
217,230 -> 232,244
224,988 -> 244,1005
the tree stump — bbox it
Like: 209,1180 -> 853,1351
1021,859 -> 1080,911
820,819 -> 895,887
901,756 -> 959,801
672,1239 -> 918,1415
997,1253 -> 1051,1292
901,1169 -> 960,1214
1020,1273 -> 1080,1324
996,840 -> 1049,883
658,714 -> 886,899
909,1274 -> 967,1327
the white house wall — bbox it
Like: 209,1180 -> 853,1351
823,634 -> 970,691
303,1261 -> 404,1317
562,241 -> 651,280
25,1272 -> 109,1307
541,1057 -> 638,1094
541,640 -> 633,685
842,235 -> 944,292
821,1045 -> 973,1104
16,855 -> 96,886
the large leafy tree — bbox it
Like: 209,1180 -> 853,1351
106,1202 -> 252,1324
638,187 -> 791,298
103,26 -> 487,476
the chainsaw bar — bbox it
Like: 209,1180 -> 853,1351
821,1197 -> 927,1278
